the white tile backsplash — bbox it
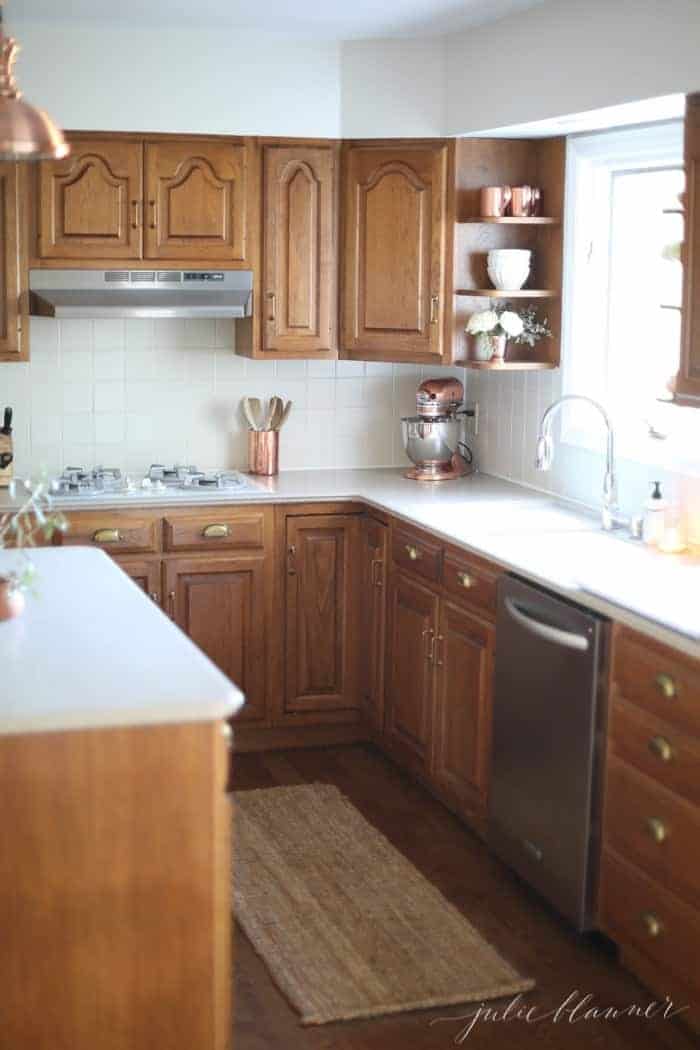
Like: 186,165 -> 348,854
1,317 -> 469,476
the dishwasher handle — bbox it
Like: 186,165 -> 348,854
504,597 -> 590,652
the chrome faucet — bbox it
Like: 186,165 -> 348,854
535,395 -> 621,531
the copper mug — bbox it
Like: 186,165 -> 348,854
511,186 -> 533,217
248,429 -> 279,475
480,185 -> 512,218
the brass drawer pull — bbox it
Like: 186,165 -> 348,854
266,291 -> 276,322
131,199 -> 141,229
654,672 -> 677,700
202,523 -> 230,539
646,817 -> 668,844
371,558 -> 383,587
405,544 -> 421,561
430,294 -> 439,324
149,199 -> 158,229
648,735 -> 673,762
457,571 -> 474,589
92,528 -> 121,544
641,912 -> 663,938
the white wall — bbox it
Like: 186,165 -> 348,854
1,316 -> 466,477
341,38 -> 446,138
446,0 -> 700,135
7,20 -> 342,136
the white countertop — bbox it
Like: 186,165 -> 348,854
0,547 -> 244,736
2,468 -> 698,659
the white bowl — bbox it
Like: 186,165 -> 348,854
487,249 -> 532,290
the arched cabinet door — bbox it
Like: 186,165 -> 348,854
342,142 -> 448,362
262,144 -> 337,354
144,140 -> 249,262
38,138 -> 143,259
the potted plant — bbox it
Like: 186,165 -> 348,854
0,477 -> 68,621
466,304 -> 552,363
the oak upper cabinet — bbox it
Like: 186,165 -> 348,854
678,93 -> 700,401
38,137 -> 143,260
431,601 -> 494,826
341,140 -> 450,364
359,516 -> 388,733
385,571 -> 439,774
262,143 -> 338,355
164,555 -> 267,724
144,139 -> 249,262
284,514 -> 360,722
0,161 -> 26,361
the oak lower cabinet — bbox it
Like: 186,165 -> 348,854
164,555 -> 267,724
385,572 -> 439,775
359,515 -> 388,733
283,514 -> 361,723
341,140 -> 449,364
260,142 -> 338,356
1,720 -> 232,1050
117,556 -> 162,604
431,600 -> 494,827
0,161 -> 27,361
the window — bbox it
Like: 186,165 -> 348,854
562,121 -> 699,466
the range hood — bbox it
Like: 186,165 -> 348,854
29,269 -> 253,319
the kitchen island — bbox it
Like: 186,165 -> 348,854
0,547 -> 243,1050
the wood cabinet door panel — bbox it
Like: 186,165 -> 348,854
359,516 -> 388,732
263,145 -> 337,353
342,143 -> 448,360
165,555 -> 266,724
145,140 -> 248,261
385,571 -> 438,771
0,162 -> 23,360
431,601 -> 494,821
38,139 -> 143,259
285,515 -> 359,717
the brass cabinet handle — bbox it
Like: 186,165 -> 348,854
93,528 -> 121,544
150,591 -> 159,604
371,558 -> 383,587
149,199 -> 158,229
131,199 -> 141,229
221,722 -> 233,750
646,817 -> 668,844
405,544 -> 421,561
287,544 -> 297,576
641,912 -> 663,938
654,672 -> 677,700
435,634 -> 444,666
266,291 -> 276,322
168,590 -> 175,618
648,735 -> 673,762
430,294 -> 439,324
422,626 -> 435,662
457,571 -> 474,589
202,523 -> 230,539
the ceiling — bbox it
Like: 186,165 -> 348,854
9,0 -> 546,39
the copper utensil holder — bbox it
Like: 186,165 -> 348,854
248,429 -> 279,475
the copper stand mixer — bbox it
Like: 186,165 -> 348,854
401,378 -> 475,481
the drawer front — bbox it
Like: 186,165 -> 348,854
442,549 -> 499,619
600,850 -> 700,997
392,526 -> 442,584
604,757 -> 700,911
62,512 -> 159,554
163,510 -> 267,552
615,629 -> 700,739
610,696 -> 700,807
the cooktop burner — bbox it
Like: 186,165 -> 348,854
52,464 -> 261,499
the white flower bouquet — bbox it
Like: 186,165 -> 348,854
466,304 -> 551,361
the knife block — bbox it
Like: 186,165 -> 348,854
0,432 -> 13,488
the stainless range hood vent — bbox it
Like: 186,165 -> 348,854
29,269 -> 253,319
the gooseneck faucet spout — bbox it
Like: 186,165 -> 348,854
535,395 -> 619,531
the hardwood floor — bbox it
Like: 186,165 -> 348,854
232,745 -> 697,1050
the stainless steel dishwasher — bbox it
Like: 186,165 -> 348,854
489,574 -> 609,931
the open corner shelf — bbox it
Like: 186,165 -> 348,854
461,216 -> 560,225
455,289 -> 559,299
460,360 -> 557,371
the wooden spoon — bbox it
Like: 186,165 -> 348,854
241,397 -> 261,431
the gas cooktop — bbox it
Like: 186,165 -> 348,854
51,464 -> 263,500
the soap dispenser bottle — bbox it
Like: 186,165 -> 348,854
642,481 -> 668,546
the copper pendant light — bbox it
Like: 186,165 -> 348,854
0,2 -> 69,160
